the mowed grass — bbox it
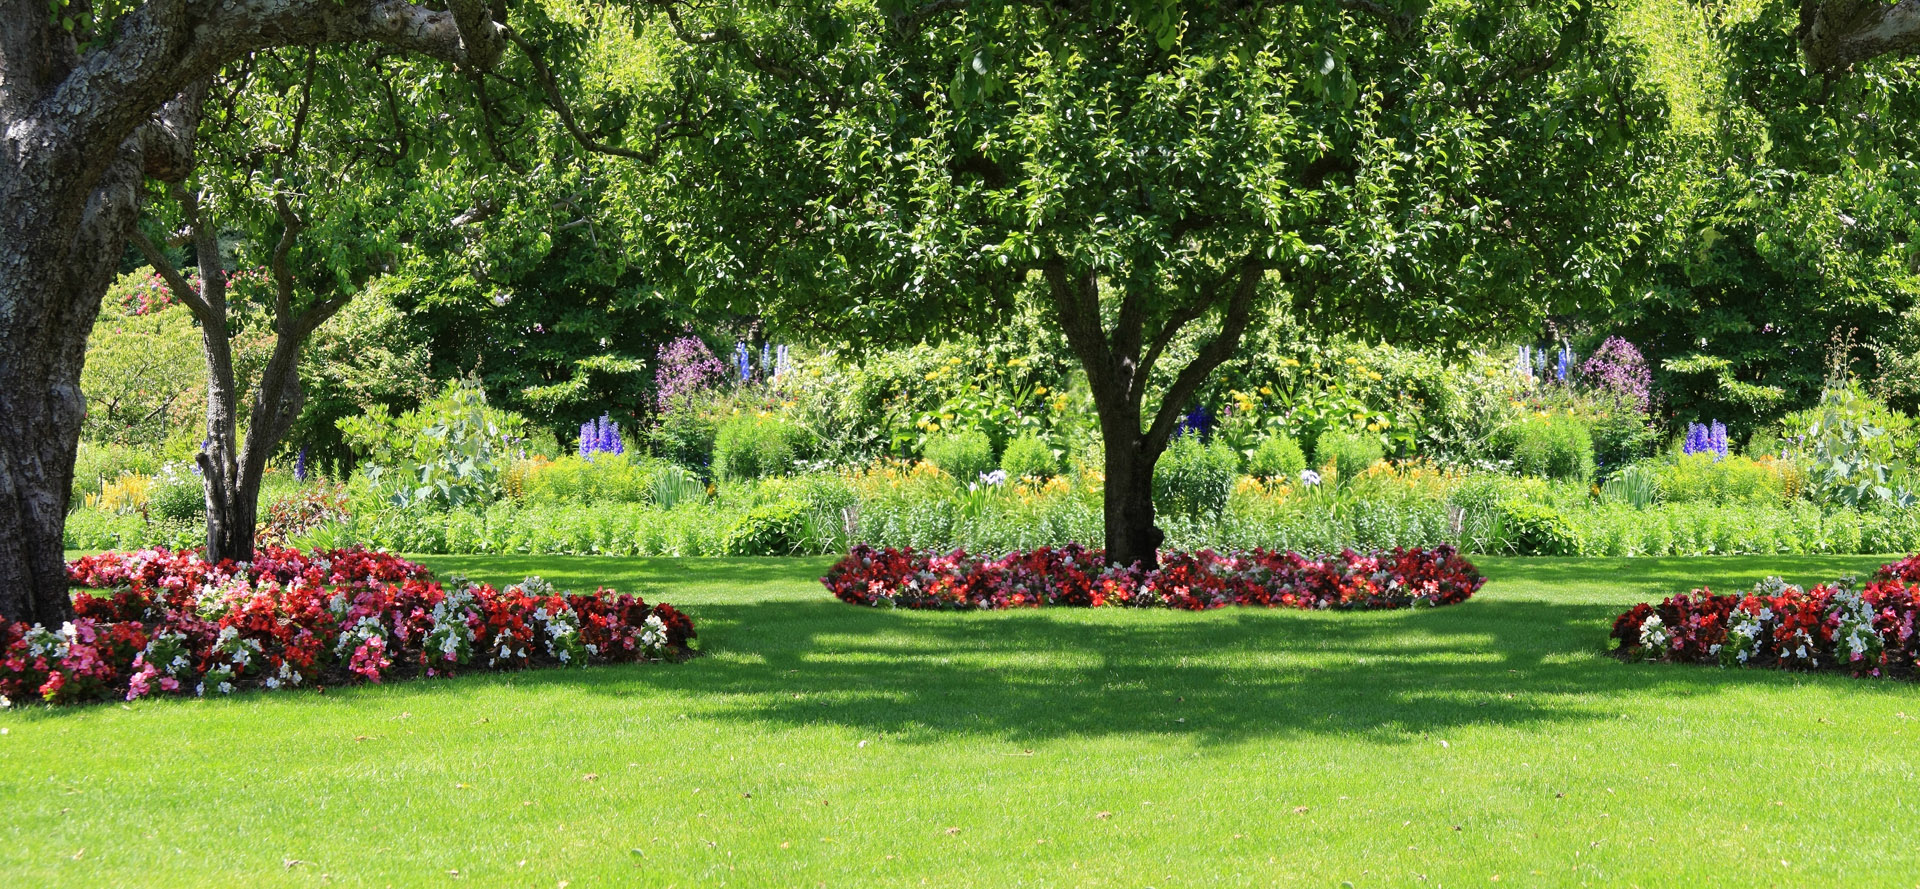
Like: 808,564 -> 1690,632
4,554 -> 1918,887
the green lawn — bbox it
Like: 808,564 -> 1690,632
4,554 -> 1917,887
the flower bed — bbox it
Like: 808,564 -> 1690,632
0,547 -> 695,707
822,544 -> 1484,611
1610,555 -> 1920,678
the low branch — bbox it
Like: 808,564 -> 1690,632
503,29 -> 654,161
1799,0 -> 1920,75
1145,252 -> 1264,453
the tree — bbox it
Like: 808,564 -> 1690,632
0,0 -> 507,624
636,0 -> 1657,568
1591,0 -> 1920,437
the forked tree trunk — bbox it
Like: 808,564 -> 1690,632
1044,253 -> 1266,572
135,178 -> 343,565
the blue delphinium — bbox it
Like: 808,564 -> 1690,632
294,445 -> 309,482
1556,346 -> 1572,382
1682,421 -> 1728,461
735,342 -> 752,382
579,414 -> 625,460
1177,405 -> 1214,439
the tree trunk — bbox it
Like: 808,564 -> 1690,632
0,152 -> 143,627
0,0 -> 503,621
1043,254 -> 1267,574
1099,418 -> 1167,570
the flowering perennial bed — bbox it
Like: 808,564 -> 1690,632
823,544 -> 1484,611
0,547 -> 695,706
1611,554 -> 1920,678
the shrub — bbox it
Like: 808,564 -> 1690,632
147,463 -> 204,522
1246,434 -> 1307,481
1495,499 -> 1579,556
923,430 -> 995,482
1314,428 -> 1385,483
713,414 -> 799,481
339,381 -> 526,509
823,544 -> 1485,611
725,501 -> 809,555
1155,434 -> 1238,518
1500,414 -> 1595,483
1655,454 -> 1786,505
521,454 -> 660,505
1000,434 -> 1058,481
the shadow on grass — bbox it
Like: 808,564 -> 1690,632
463,593 -> 1902,747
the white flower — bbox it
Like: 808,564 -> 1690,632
1299,469 -> 1322,487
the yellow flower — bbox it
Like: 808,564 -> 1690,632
1368,372 -> 1383,381
1282,358 -> 1300,367
1259,386 -> 1273,395
1034,386 -> 1048,395
1366,423 -> 1381,432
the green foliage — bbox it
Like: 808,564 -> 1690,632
1499,415 -> 1596,483
1494,500 -> 1580,557
520,454 -> 662,505
79,296 -> 206,449
1246,434 -> 1306,482
650,464 -> 708,510
922,430 -> 995,482
1600,463 -> 1661,509
999,434 -> 1058,481
293,282 -> 435,476
1655,454 -> 1786,505
70,441 -> 163,503
340,381 -> 527,509
1313,429 -> 1384,484
147,463 -> 205,523
724,501 -> 808,556
1154,435 -> 1238,519
1788,382 -> 1918,508
713,413 -> 800,481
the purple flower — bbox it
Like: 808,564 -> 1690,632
1682,421 -> 1728,461
294,446 -> 309,482
735,342 -> 752,383
655,336 -> 727,413
1578,337 -> 1652,412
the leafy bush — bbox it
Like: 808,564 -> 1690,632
724,501 -> 809,555
1782,382 -> 1917,508
1155,434 -> 1238,519
1655,454 -> 1786,505
713,413 -> 800,480
521,454 -> 660,504
1499,414 -> 1595,483
1000,434 -> 1058,481
651,464 -> 707,509
923,430 -> 995,481
147,463 -> 204,522
1246,434 -> 1307,481
1599,463 -> 1660,508
71,442 -> 164,503
649,396 -> 719,469
1494,500 -> 1579,556
1313,428 -> 1385,483
340,381 -> 526,509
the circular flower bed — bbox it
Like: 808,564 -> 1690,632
823,544 -> 1484,611
0,547 -> 696,707
1611,554 -> 1920,678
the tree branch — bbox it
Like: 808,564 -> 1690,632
127,227 -> 213,320
1799,0 -> 1920,75
504,29 -> 654,161
1144,253 -> 1264,453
